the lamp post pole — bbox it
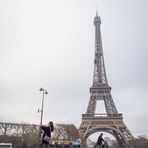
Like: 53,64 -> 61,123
39,87 -> 48,141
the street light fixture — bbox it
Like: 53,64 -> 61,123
39,87 -> 48,140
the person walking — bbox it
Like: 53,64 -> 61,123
96,133 -> 104,148
40,121 -> 54,148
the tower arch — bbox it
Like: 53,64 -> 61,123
84,126 -> 127,146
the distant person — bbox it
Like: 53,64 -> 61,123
73,139 -> 80,148
40,121 -> 54,148
96,133 -> 104,148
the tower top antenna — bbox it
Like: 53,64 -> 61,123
96,6 -> 98,16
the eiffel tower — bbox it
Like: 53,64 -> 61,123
79,12 -> 134,147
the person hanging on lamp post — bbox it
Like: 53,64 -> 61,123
40,121 -> 54,148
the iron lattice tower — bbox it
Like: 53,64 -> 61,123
79,12 -> 134,146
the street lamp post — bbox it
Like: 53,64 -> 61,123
39,87 -> 48,140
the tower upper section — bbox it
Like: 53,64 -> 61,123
92,12 -> 108,88
94,11 -> 101,26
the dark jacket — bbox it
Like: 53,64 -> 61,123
96,135 -> 104,145
40,126 -> 51,144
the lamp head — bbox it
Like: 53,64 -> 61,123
39,88 -> 44,91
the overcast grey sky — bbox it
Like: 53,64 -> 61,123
0,0 -> 148,138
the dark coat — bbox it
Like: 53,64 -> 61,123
40,126 -> 51,144
96,135 -> 104,145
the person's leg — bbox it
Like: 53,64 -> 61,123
45,144 -> 49,148
101,143 -> 105,148
100,143 -> 103,148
